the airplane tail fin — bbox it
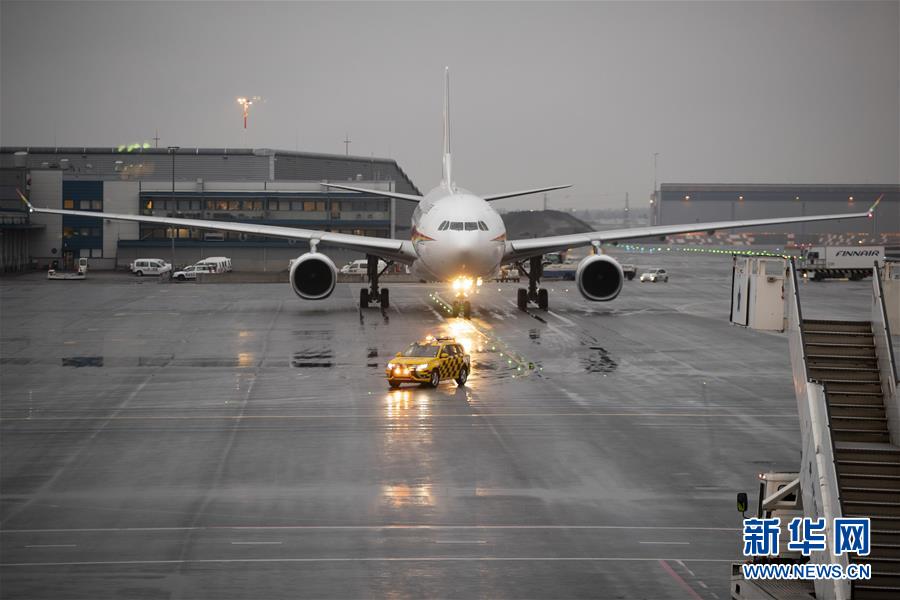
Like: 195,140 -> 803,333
442,66 -> 453,189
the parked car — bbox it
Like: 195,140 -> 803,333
622,264 -> 637,280
130,258 -> 172,277
196,256 -> 232,273
639,268 -> 669,283
172,264 -> 216,281
340,259 -> 387,275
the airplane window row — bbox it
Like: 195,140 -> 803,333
438,221 -> 489,231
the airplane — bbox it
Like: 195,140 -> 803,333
18,68 -> 880,318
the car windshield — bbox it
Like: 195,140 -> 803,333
401,343 -> 439,358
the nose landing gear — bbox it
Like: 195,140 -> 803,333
451,299 -> 472,319
517,255 -> 549,311
359,254 -> 392,309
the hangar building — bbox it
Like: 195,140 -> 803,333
0,147 -> 420,271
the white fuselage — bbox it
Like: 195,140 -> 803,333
408,183 -> 506,282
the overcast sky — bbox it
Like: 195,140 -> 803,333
1,1 -> 898,210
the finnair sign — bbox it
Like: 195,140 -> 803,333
835,250 -> 881,257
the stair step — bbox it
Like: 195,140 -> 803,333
837,460 -> 900,476
829,390 -> 887,399
840,474 -> 900,490
852,585 -> 900,600
829,404 -> 888,418
865,572 -> 900,588
843,500 -> 900,516
802,319 -> 872,333
811,370 -> 882,383
805,342 -> 877,356
833,430 -> 892,443
831,418 -> 890,433
807,353 -> 879,362
864,543 -> 900,558
822,381 -> 885,393
842,487 -> 900,502
804,332 -> 876,345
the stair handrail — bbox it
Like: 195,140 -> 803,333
872,261 -> 898,383
788,258 -> 812,382
872,261 -> 900,446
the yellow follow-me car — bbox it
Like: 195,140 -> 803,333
386,336 -> 471,389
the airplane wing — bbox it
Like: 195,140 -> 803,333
16,189 -> 417,263
483,184 -> 572,202
319,182 -> 424,202
504,199 -> 881,263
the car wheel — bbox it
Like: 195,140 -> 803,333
136,271 -> 143,277
429,370 -> 440,388
455,367 -> 468,386
388,380 -> 401,389
177,275 -> 185,281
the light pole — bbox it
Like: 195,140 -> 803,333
652,152 -> 660,226
167,146 -> 179,270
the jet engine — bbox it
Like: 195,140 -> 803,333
575,254 -> 624,302
290,252 -> 337,300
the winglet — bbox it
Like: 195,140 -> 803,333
15,188 -> 34,212
867,194 -> 883,218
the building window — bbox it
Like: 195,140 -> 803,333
63,227 -> 75,238
63,199 -> 74,209
304,201 -> 317,211
316,201 -> 326,211
90,248 -> 103,258
92,200 -> 102,210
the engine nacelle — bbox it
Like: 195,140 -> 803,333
575,254 -> 624,302
289,252 -> 337,300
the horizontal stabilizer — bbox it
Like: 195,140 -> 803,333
483,184 -> 572,202
320,182 -> 423,202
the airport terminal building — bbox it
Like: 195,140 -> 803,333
0,147 -> 421,271
654,183 -> 899,245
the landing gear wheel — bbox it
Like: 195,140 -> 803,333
455,367 -> 468,386
429,370 -> 440,388
517,288 -> 528,311
463,300 -> 471,319
537,288 -> 549,311
380,288 -> 390,308
388,380 -> 400,389
359,288 -> 369,307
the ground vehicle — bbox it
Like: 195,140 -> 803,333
493,265 -> 520,282
797,245 -> 884,281
130,258 -> 172,276
196,256 -> 232,273
542,259 -> 578,280
621,264 -> 637,280
386,336 -> 470,388
639,268 -> 668,282
341,259 -> 387,275
172,264 -> 216,281
48,257 -> 88,280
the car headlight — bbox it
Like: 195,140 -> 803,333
415,364 -> 428,372
387,362 -> 395,370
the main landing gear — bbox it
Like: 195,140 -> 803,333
359,254 -> 392,309
516,255 -> 549,311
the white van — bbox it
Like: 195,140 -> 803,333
340,259 -> 387,275
196,256 -> 232,273
130,258 -> 172,277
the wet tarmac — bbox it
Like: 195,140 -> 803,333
1,254 -> 895,599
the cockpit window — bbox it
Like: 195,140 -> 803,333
478,221 -> 488,231
449,222 -> 464,230
438,221 -> 449,231
465,222 -> 477,230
